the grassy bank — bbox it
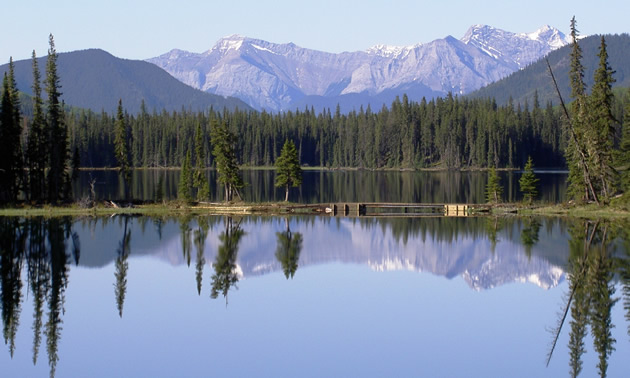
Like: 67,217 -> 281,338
2,199 -> 630,219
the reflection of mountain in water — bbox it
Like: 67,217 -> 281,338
74,216 -> 569,291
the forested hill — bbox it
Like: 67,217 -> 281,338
469,33 -> 630,106
0,49 -> 252,114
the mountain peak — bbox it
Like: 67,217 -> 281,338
213,34 -> 247,52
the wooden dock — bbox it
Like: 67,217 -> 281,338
318,202 -> 489,217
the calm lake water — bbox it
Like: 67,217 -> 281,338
1,215 -> 629,377
71,169 -> 568,203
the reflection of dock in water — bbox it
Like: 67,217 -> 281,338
312,203 -> 491,217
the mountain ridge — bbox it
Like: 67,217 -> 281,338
0,48 -> 252,114
148,25 -> 570,112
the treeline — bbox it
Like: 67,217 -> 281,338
66,89 -> 630,171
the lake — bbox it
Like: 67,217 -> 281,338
71,169 -> 568,203
1,214 -> 629,377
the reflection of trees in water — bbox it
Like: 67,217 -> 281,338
621,228 -> 630,343
0,217 -> 73,378
210,217 -> 244,304
114,217 -> 132,318
180,216 -> 193,267
547,220 -> 623,378
0,217 -> 26,358
45,218 -> 72,378
194,217 -> 209,295
275,218 -> 303,279
521,217 -> 541,258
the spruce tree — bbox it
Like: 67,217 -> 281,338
114,99 -> 131,199
519,156 -> 540,204
589,36 -> 617,200
617,93 -> 630,192
275,139 -> 302,202
26,50 -> 47,202
45,34 -> 70,203
0,58 -> 23,202
178,149 -> 193,203
210,119 -> 243,202
485,167 -> 503,203
193,122 -> 210,201
565,16 -> 598,204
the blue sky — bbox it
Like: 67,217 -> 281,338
2,0 -> 628,63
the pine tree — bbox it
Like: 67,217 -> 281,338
178,149 -> 193,203
589,36 -> 617,200
617,93 -> 630,192
26,50 -> 47,202
193,122 -> 210,201
0,58 -> 23,202
45,34 -> 71,203
114,99 -> 131,199
485,167 -> 503,203
210,120 -> 243,202
519,156 -> 540,204
275,140 -> 303,202
565,16 -> 598,204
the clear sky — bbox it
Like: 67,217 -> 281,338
2,0 -> 628,64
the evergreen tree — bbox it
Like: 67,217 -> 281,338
178,149 -> 193,203
485,167 -> 503,203
210,119 -> 243,202
45,34 -> 71,203
589,36 -> 617,200
114,99 -> 131,199
565,16 -> 599,204
0,58 -> 23,202
617,93 -> 630,192
275,139 -> 302,202
193,122 -> 210,201
519,156 -> 540,204
26,50 -> 47,202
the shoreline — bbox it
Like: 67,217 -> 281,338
1,200 -> 628,219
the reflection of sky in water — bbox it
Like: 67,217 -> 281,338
3,216 -> 629,377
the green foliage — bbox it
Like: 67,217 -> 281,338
114,99 -> 132,198
617,94 -> 630,191
275,140 -> 303,201
0,58 -> 23,202
485,168 -> 503,203
193,121 -> 210,201
45,34 -> 71,203
519,156 -> 540,204
26,50 -> 47,202
588,37 -> 618,199
563,20 -> 619,204
210,120 -> 243,202
178,149 -> 193,203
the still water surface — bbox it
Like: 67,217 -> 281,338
1,215 -> 629,377
72,169 -> 568,203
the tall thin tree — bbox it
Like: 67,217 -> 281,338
27,50 -> 47,202
114,99 -> 131,200
45,34 -> 70,203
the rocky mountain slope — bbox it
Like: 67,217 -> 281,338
148,25 -> 569,112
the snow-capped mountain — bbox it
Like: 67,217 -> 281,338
148,25 -> 569,112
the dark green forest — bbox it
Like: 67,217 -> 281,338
64,90 -> 629,170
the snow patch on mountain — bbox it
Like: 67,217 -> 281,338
148,24 -> 569,112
